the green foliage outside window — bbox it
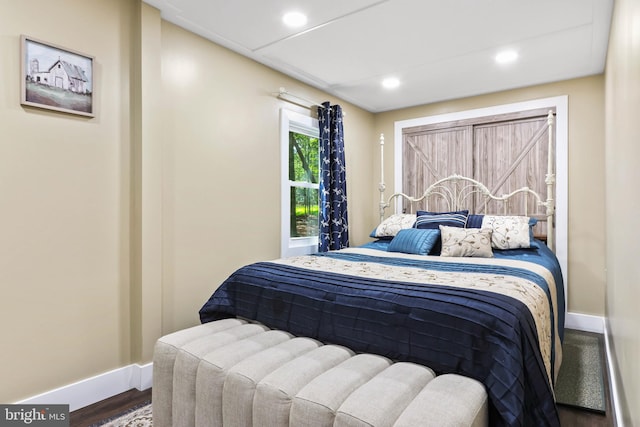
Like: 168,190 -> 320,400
289,132 -> 319,237
289,132 -> 319,182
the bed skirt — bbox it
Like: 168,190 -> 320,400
152,318 -> 488,427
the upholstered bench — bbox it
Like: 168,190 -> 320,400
152,318 -> 488,427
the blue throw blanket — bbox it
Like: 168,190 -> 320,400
200,246 -> 563,427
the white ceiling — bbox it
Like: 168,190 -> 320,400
142,0 -> 613,113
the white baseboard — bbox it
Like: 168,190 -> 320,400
15,363 -> 153,412
604,319 -> 625,427
565,312 -> 625,426
565,311 -> 604,333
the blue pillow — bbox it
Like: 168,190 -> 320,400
387,228 -> 441,255
415,210 -> 469,229
369,228 -> 393,240
466,214 -> 484,228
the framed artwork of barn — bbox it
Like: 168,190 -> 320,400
21,35 -> 94,117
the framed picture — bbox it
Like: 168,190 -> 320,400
21,35 -> 94,117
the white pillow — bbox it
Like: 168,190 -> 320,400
481,215 -> 531,250
371,214 -> 416,238
439,226 -> 494,258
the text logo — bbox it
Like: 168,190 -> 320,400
0,405 -> 69,427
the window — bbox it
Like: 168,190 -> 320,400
280,109 -> 320,257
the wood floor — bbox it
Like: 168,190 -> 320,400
69,388 -> 151,427
69,331 -> 615,426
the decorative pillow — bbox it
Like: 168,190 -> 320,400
481,215 -> 531,250
466,214 -> 485,229
414,210 -> 469,229
528,217 -> 538,242
439,225 -> 494,258
387,228 -> 440,255
370,214 -> 416,238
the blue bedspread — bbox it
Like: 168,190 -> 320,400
199,243 -> 564,427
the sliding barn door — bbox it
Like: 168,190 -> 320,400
402,109 -> 554,236
402,125 -> 473,212
473,115 -> 549,215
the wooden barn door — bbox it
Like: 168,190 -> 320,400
402,124 -> 473,212
473,115 -> 549,216
402,108 -> 554,235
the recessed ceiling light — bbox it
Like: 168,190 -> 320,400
382,77 -> 400,89
495,50 -> 518,64
282,12 -> 307,28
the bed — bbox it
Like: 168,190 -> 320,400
196,113 -> 564,426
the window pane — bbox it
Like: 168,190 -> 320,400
289,187 -> 319,237
289,132 -> 319,183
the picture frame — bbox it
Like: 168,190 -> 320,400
21,35 -> 94,118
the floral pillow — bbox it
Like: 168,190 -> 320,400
439,225 -> 494,258
370,214 -> 416,239
481,215 -> 531,250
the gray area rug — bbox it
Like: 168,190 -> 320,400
555,330 -> 606,412
91,402 -> 152,427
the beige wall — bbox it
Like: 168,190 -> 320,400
375,76 -> 606,317
157,22 -> 376,335
605,0 -> 640,424
0,0 -> 134,403
0,0 -> 375,403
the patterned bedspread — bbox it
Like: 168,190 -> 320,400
199,244 -> 564,427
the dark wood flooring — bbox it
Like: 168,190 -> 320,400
70,331 -> 615,426
69,388 -> 151,427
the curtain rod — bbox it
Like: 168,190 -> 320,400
275,87 -> 346,116
275,87 -> 324,109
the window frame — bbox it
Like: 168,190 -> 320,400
280,108 -> 320,257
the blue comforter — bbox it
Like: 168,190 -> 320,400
199,241 -> 564,427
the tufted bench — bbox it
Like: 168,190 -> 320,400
152,318 -> 488,427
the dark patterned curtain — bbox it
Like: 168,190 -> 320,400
318,102 -> 349,252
